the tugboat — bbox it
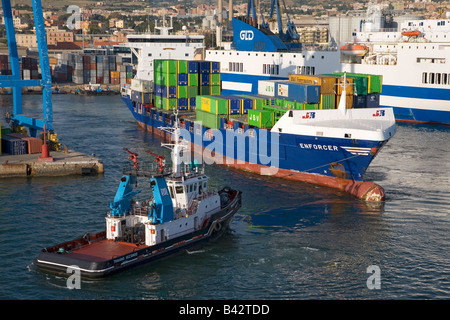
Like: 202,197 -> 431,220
34,113 -> 242,279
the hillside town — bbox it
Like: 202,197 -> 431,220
2,0 -> 448,49
0,0 -> 448,88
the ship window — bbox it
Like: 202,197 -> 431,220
443,73 -> 448,85
436,73 -> 441,84
429,73 -> 435,84
422,72 -> 428,84
189,184 -> 193,192
175,186 -> 184,194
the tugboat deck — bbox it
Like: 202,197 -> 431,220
66,239 -> 145,262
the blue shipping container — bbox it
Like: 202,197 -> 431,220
178,73 -> 188,86
164,86 -> 177,98
200,73 -> 210,86
1,135 -> 26,155
211,61 -> 220,73
366,93 -> 380,108
275,82 -> 320,104
353,95 -> 367,108
199,61 -> 211,74
177,98 -> 188,107
188,61 -> 198,73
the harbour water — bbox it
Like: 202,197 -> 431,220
0,94 -> 449,300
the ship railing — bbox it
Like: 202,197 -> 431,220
131,205 -> 151,217
123,164 -> 173,177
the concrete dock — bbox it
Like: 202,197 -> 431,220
0,150 -> 104,178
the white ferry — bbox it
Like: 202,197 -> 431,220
204,5 -> 450,125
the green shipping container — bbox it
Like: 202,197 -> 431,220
200,86 -> 210,95
196,110 -> 221,130
366,74 -> 382,93
188,73 -> 198,86
154,72 -> 177,86
333,72 -> 368,95
210,85 -> 221,95
212,97 -> 229,115
196,96 -> 204,111
248,109 -> 274,128
154,95 -> 162,109
295,101 -> 304,110
275,98 -> 284,107
187,86 -> 198,97
154,60 -> 163,73
162,97 -> 178,110
161,60 -> 177,74
177,60 -> 188,74
284,100 -> 296,109
320,94 -> 335,109
177,85 -> 188,98
210,73 -> 221,86
304,103 -> 318,110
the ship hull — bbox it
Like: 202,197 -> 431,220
34,189 -> 242,279
122,95 -> 389,201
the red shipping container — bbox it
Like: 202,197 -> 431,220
22,137 -> 42,154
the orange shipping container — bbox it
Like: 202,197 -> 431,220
288,74 -> 336,95
336,77 -> 354,95
22,137 -> 42,154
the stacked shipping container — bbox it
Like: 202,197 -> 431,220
0,132 -> 42,155
52,53 -> 134,85
153,59 -> 221,111
329,72 -> 383,108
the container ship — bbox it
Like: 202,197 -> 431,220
121,59 -> 396,202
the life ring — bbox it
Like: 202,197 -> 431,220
214,222 -> 222,232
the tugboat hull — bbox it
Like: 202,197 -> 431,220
34,189 -> 241,279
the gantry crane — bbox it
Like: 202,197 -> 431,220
0,0 -> 53,138
247,0 -> 299,43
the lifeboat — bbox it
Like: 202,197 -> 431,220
401,30 -> 421,37
340,44 -> 367,56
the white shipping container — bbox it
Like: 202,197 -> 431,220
131,79 -> 153,93
277,83 -> 289,98
257,80 -> 276,97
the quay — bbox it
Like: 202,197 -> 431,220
0,150 -> 104,178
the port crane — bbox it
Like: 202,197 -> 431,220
0,0 -> 53,138
247,0 -> 300,42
